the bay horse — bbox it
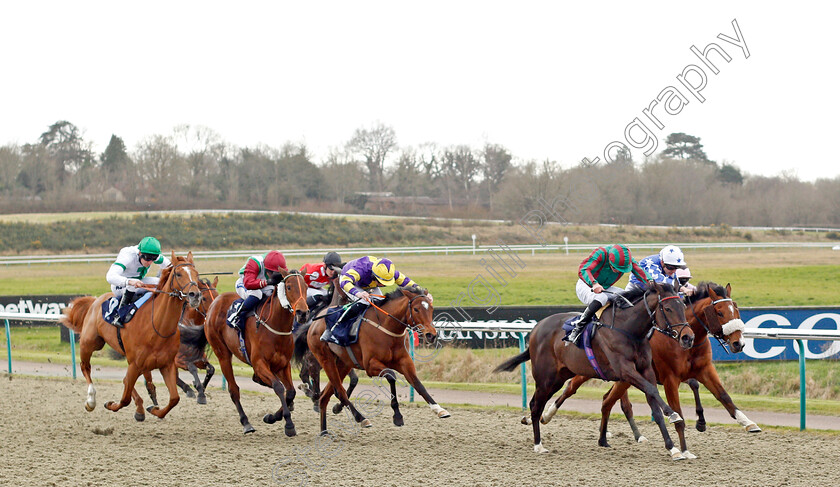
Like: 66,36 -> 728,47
204,269 -> 309,435
59,252 -> 202,421
494,282 -> 695,460
145,276 -> 219,406
541,282 -> 759,459
307,286 -> 448,436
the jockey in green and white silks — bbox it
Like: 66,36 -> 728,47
105,237 -> 171,327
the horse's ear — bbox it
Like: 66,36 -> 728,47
212,276 -> 219,287
280,268 -> 289,277
171,250 -> 176,262
708,285 -> 719,299
187,251 -> 194,262
725,283 -> 732,297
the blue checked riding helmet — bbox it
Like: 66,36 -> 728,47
607,244 -> 633,273
371,258 -> 396,286
138,236 -> 162,261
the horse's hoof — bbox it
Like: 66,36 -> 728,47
312,403 -> 320,413
104,401 -> 115,411
534,443 -> 549,454
696,421 -> 707,432
360,418 -> 373,428
284,425 -> 297,437
332,403 -> 343,415
197,394 -> 207,405
436,408 -> 451,419
134,412 -> 145,422
263,413 -> 277,425
668,412 -> 684,424
243,424 -> 256,434
319,430 -> 331,437
637,435 -> 648,443
746,424 -> 762,433
393,416 -> 404,427
85,402 -> 95,412
184,389 -> 196,399
521,415 -> 532,425
682,450 -> 698,460
669,447 -> 686,461
146,406 -> 155,414
598,440 -> 611,448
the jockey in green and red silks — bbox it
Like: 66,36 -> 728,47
565,244 -> 652,346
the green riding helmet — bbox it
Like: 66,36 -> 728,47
607,244 -> 633,273
138,236 -> 162,257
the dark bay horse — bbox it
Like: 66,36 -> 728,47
145,276 -> 219,406
542,282 -> 759,459
204,270 -> 309,435
307,286 -> 448,436
495,282 -> 695,460
59,252 -> 202,421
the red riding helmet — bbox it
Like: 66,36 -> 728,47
264,251 -> 288,273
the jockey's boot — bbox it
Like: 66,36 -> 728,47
232,295 -> 261,332
565,300 -> 601,346
112,291 -> 136,328
320,324 -> 335,342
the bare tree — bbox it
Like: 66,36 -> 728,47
346,123 -> 397,191
134,135 -> 181,195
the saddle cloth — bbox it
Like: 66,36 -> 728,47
324,303 -> 368,347
101,292 -> 153,325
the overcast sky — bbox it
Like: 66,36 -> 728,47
2,2 -> 837,181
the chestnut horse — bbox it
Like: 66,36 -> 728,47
59,252 -> 202,421
495,282 -> 695,460
204,270 -> 309,435
307,286 -> 447,436
541,282 -> 759,459
145,276 -> 219,406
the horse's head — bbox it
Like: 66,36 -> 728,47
276,269 -> 310,324
197,276 -> 219,316
161,251 -> 202,309
647,282 -> 694,349
702,282 -> 745,353
403,286 -> 436,345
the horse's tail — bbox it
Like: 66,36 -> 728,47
494,348 -> 531,373
59,296 -> 95,334
293,321 -> 312,365
178,324 -> 208,363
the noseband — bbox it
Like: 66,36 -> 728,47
644,292 -> 691,341
688,295 -> 741,353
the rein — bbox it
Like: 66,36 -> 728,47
149,262 -> 201,339
362,294 -> 429,338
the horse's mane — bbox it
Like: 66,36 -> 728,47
157,264 -> 173,290
692,281 -> 726,301
617,283 -> 678,308
380,285 -> 427,305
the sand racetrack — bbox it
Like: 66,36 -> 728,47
2,375 -> 839,487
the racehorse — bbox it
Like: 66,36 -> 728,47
144,276 -> 219,406
204,269 -> 309,435
540,282 -> 759,459
495,282 -> 695,460
307,285 -> 448,436
59,252 -> 202,421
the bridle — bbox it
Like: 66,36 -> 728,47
363,293 -> 433,339
687,294 -> 742,353
642,290 -> 691,341
149,261 -> 201,339
255,271 -> 307,336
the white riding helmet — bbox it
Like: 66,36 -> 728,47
660,245 -> 687,268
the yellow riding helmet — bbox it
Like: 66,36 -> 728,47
371,260 -> 396,286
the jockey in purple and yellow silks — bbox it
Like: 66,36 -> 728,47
565,244 -> 653,346
320,256 -> 429,341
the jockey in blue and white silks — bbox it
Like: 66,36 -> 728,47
626,245 -> 694,296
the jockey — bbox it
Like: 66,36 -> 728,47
320,255 -> 429,341
105,236 -> 172,327
626,245 -> 694,296
230,250 -> 288,331
566,244 -> 653,346
300,251 -> 344,312
675,267 -> 697,296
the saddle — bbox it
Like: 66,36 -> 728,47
324,302 -> 368,347
101,293 -> 153,326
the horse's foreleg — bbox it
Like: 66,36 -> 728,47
148,363 -> 180,419
105,363 -> 142,413
620,366 -> 683,460
618,387 -> 646,443
686,378 -> 706,432
662,376 -> 694,459
202,363 -> 215,390
79,333 -> 104,412
176,377 -> 195,398
319,358 -> 368,433
542,374 -> 590,424
696,367 -> 761,432
130,388 -> 146,422
597,382 -> 628,447
143,371 -> 159,406
397,357 -> 450,419
332,369 -> 360,415
187,362 -> 206,404
253,362 -> 296,437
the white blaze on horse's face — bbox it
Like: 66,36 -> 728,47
421,301 -> 429,310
